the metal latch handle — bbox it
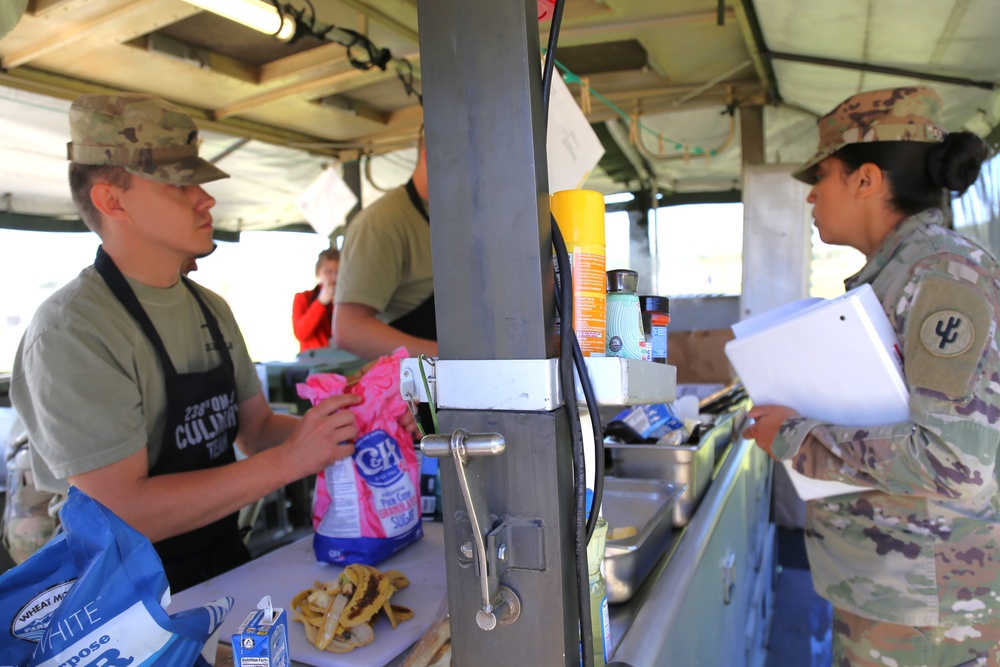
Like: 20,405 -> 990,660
421,429 -> 519,630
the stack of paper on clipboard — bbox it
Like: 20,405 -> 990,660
724,284 -> 910,500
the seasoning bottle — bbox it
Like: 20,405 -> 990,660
639,295 -> 670,364
551,190 -> 607,357
605,269 -> 645,359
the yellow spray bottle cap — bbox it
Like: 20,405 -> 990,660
550,189 -> 606,247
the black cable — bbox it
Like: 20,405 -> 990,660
266,0 -> 290,39
542,0 -> 602,542
300,0 -> 315,24
574,326 -> 605,542
542,4 -> 595,665
540,0 -> 565,117
395,58 -> 423,105
270,2 -> 420,105
323,27 -> 390,71
552,249 -> 605,544
552,213 -> 593,667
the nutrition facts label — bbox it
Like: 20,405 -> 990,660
320,461 -> 361,537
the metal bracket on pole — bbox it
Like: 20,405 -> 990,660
421,428 -> 521,630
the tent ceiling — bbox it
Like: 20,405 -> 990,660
0,0 -> 998,231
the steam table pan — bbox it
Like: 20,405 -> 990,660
602,476 -> 685,604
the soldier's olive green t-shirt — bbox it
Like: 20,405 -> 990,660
10,265 -> 261,494
335,184 -> 433,323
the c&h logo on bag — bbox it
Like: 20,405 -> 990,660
353,430 -> 405,488
12,580 -> 76,642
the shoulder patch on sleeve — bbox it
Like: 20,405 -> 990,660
905,275 -> 993,399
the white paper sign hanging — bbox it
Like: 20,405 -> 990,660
546,68 -> 605,194
296,165 -> 358,238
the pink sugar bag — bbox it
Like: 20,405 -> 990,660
297,347 -> 423,565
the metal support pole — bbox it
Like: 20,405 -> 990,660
739,105 -> 765,167
417,0 -> 580,664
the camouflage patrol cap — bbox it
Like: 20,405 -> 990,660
67,94 -> 228,186
793,86 -> 946,184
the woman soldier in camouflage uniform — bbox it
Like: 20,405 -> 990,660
745,86 -> 998,667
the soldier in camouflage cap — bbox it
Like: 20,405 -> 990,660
793,86 -> 947,184
67,94 -> 228,185
745,87 -> 997,666
8,92 -> 377,589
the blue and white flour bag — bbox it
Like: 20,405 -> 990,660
0,487 -> 233,667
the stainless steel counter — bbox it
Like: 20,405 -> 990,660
608,436 -> 775,666
202,430 -> 769,667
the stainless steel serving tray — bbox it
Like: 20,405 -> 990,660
606,434 -> 712,528
602,476 -> 685,604
605,405 -> 744,527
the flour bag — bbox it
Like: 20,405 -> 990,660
0,486 -> 232,667
298,347 -> 423,566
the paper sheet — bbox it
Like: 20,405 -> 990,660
546,67 -> 605,194
296,166 -> 358,238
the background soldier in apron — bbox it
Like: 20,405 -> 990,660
744,87 -> 999,666
333,136 -> 438,361
9,94 -> 413,591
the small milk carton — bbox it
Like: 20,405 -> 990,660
231,596 -> 289,667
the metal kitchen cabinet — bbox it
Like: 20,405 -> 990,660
610,437 -> 775,666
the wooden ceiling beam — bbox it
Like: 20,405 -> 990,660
0,66 -> 340,156
8,0 -> 154,68
216,54 -> 416,119
5,0 -> 197,69
29,0 -> 78,16
213,67 -> 388,118
259,42 -> 350,84
333,0 -> 418,44
286,103 -> 424,159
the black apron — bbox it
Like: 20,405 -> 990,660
389,180 -> 437,341
95,247 -> 249,592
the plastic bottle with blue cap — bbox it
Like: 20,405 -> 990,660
583,489 -> 610,666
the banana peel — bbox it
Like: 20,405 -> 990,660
383,599 -> 398,629
291,564 -> 413,654
385,569 -> 410,590
401,614 -> 450,667
340,564 -> 392,628
316,591 -> 349,651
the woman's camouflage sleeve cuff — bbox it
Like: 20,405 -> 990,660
771,416 -> 825,460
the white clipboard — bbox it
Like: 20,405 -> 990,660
725,284 -> 910,500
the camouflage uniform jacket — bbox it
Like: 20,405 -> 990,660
772,208 -> 1000,627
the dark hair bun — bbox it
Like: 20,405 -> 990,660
927,131 -> 991,194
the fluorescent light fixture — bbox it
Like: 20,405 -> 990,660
181,0 -> 296,41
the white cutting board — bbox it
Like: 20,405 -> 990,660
168,523 -> 446,667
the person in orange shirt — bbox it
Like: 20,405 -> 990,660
292,247 -> 339,352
